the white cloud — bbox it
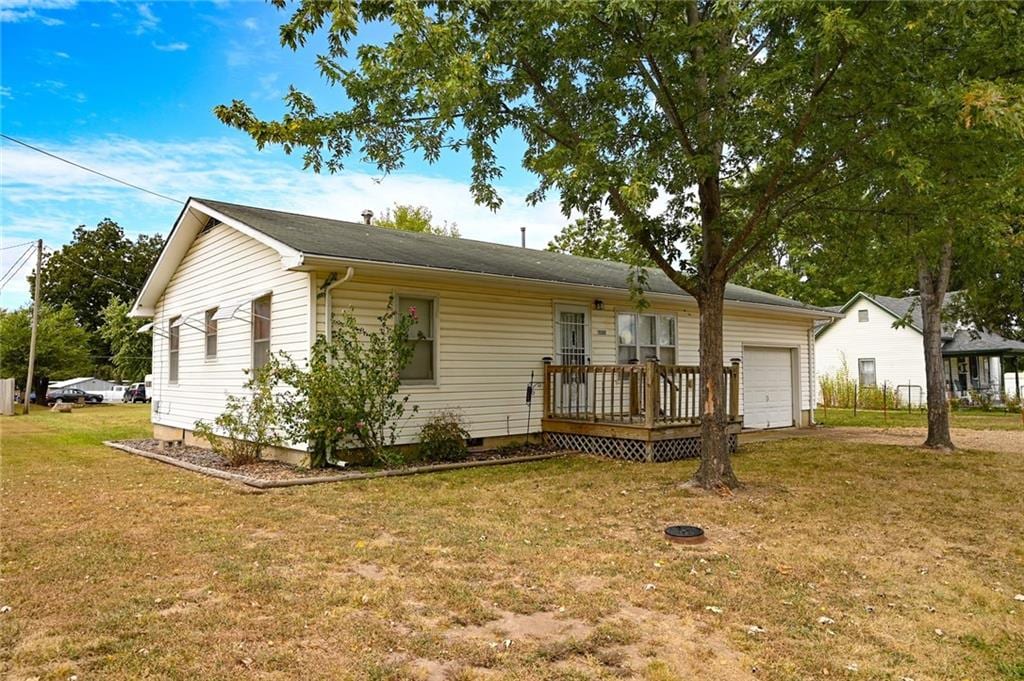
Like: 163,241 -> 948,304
153,41 -> 188,52
242,16 -> 257,30
0,135 -> 568,307
54,50 -> 69,58
133,2 -> 158,34
0,0 -> 75,24
0,85 -> 12,99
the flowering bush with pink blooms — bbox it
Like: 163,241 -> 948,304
273,296 -> 418,467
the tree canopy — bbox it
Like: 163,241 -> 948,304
0,304 -> 92,389
31,219 -> 163,378
547,217 -> 650,265
373,204 -> 460,237
215,0 -> 1022,487
99,297 -> 153,382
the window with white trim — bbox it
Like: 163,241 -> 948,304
168,316 -> 180,383
858,358 -> 876,387
252,295 -> 271,370
397,295 -> 435,383
858,309 -> 869,322
616,313 -> 677,364
205,308 -> 218,358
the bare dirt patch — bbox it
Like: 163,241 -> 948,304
451,609 -> 594,643
817,426 -> 1023,455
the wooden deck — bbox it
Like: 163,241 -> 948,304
541,361 -> 742,462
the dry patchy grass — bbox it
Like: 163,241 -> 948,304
1,405 -> 1022,680
816,407 -> 1023,431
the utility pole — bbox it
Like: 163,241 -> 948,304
23,239 -> 42,415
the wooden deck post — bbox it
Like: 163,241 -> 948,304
543,365 -> 553,418
729,359 -> 741,422
644,360 -> 659,429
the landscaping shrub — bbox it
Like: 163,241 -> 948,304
1003,392 -> 1021,412
193,364 -> 281,466
274,296 -> 418,467
418,409 -> 470,462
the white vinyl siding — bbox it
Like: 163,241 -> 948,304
150,223 -> 310,434
316,271 -> 817,444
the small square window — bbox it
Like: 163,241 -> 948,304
858,309 -> 869,322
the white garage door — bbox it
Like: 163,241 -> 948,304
743,347 -> 795,429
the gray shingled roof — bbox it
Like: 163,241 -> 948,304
197,198 -> 834,315
942,327 -> 1024,355
825,291 -> 1024,355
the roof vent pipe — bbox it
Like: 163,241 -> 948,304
520,226 -> 526,248
361,209 -> 373,225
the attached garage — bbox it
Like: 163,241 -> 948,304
742,346 -> 798,429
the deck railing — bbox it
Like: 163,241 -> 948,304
543,360 -> 741,426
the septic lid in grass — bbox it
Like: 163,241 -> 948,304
664,525 -> 706,544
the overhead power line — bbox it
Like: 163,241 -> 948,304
0,133 -> 184,205
1,240 -> 36,251
43,247 -> 142,294
0,244 -> 35,289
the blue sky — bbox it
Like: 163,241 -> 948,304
0,0 -> 566,308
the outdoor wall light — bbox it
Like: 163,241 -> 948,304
593,299 -> 604,310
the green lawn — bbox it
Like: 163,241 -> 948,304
2,405 -> 1022,680
816,406 -> 1024,430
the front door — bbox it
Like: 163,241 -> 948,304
555,305 -> 590,413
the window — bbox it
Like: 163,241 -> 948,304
205,309 -> 218,358
858,309 -> 869,322
168,316 -> 180,383
858,358 -> 876,387
397,295 -> 435,382
617,313 -> 677,364
252,295 -> 271,370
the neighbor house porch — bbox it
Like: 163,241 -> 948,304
541,360 -> 743,462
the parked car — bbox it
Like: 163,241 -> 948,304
125,382 -> 150,403
44,387 -> 103,406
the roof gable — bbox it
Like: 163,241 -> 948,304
133,197 -> 838,318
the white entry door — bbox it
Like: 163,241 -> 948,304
742,346 -> 795,429
554,305 -> 590,412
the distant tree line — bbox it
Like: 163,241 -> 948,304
1,219 -> 163,390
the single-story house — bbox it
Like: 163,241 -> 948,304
131,198 -> 837,464
814,291 -> 1024,406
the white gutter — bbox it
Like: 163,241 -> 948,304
324,267 -> 355,344
293,254 -> 839,321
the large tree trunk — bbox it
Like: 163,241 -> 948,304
691,275 -> 740,489
917,239 -> 955,450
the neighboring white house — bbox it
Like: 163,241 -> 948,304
131,198 -> 838,464
814,292 -> 1024,406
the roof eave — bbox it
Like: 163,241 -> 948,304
294,253 -> 836,319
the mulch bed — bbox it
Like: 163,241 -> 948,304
106,439 -> 563,488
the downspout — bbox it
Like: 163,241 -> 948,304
321,267 -> 355,468
324,267 -> 355,344
808,324 -> 816,426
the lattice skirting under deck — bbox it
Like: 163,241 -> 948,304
543,432 -> 738,463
